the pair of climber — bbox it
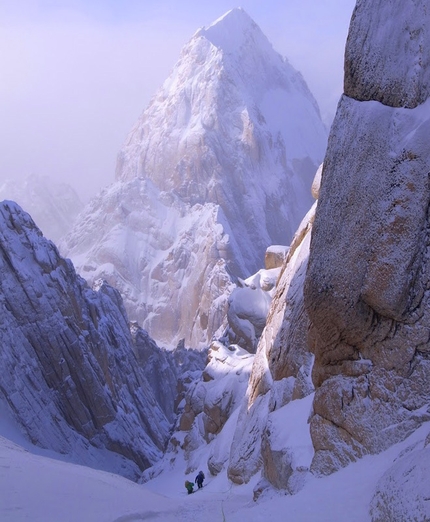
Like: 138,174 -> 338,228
185,470 -> 205,494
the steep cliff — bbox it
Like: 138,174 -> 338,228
227,179 -> 317,491
304,0 -> 430,475
0,200 -> 175,480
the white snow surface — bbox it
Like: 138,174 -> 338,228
2,393 -> 430,521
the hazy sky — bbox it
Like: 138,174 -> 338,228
0,0 -> 356,200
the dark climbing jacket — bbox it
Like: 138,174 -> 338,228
195,471 -> 205,487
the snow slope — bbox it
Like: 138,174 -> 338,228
2,398 -> 430,521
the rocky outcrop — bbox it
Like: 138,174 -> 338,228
0,201 -> 172,480
226,268 -> 280,353
62,180 -> 235,348
265,245 -> 289,270
227,196 -> 317,487
344,0 -> 430,108
370,433 -> 430,521
304,0 -> 430,475
171,341 -> 253,475
131,324 -> 207,424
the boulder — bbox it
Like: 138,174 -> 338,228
370,437 -> 430,521
344,0 -> 430,108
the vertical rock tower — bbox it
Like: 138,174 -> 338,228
305,0 -> 430,474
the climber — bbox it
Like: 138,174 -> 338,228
195,470 -> 205,489
185,480 -> 194,494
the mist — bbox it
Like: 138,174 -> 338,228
0,0 -> 356,201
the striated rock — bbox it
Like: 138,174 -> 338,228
304,0 -> 430,475
0,201 -> 172,480
131,324 -> 207,424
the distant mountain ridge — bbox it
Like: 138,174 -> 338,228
0,174 -> 83,243
62,8 -> 327,348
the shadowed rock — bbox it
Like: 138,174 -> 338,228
0,201 -> 172,480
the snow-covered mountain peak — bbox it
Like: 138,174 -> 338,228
116,8 -> 325,193
65,10 -> 327,347
195,7 -> 274,59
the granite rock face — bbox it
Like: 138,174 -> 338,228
0,201 -> 173,480
370,434 -> 430,521
344,0 -> 430,108
305,0 -> 430,475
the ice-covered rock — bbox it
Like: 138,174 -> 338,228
62,8 -> 327,348
304,0 -> 430,475
62,178 -> 235,348
265,245 -> 289,270
227,196 -> 317,486
226,268 -> 280,353
0,201 -> 175,480
344,0 -> 430,108
0,174 -> 83,243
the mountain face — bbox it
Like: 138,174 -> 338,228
117,6 -> 327,271
229,0 -> 430,487
304,0 -> 430,476
0,174 -> 83,243
158,189 -> 317,494
227,200 -> 316,489
62,8 -> 327,348
162,1 -> 430,511
0,200 -> 198,480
